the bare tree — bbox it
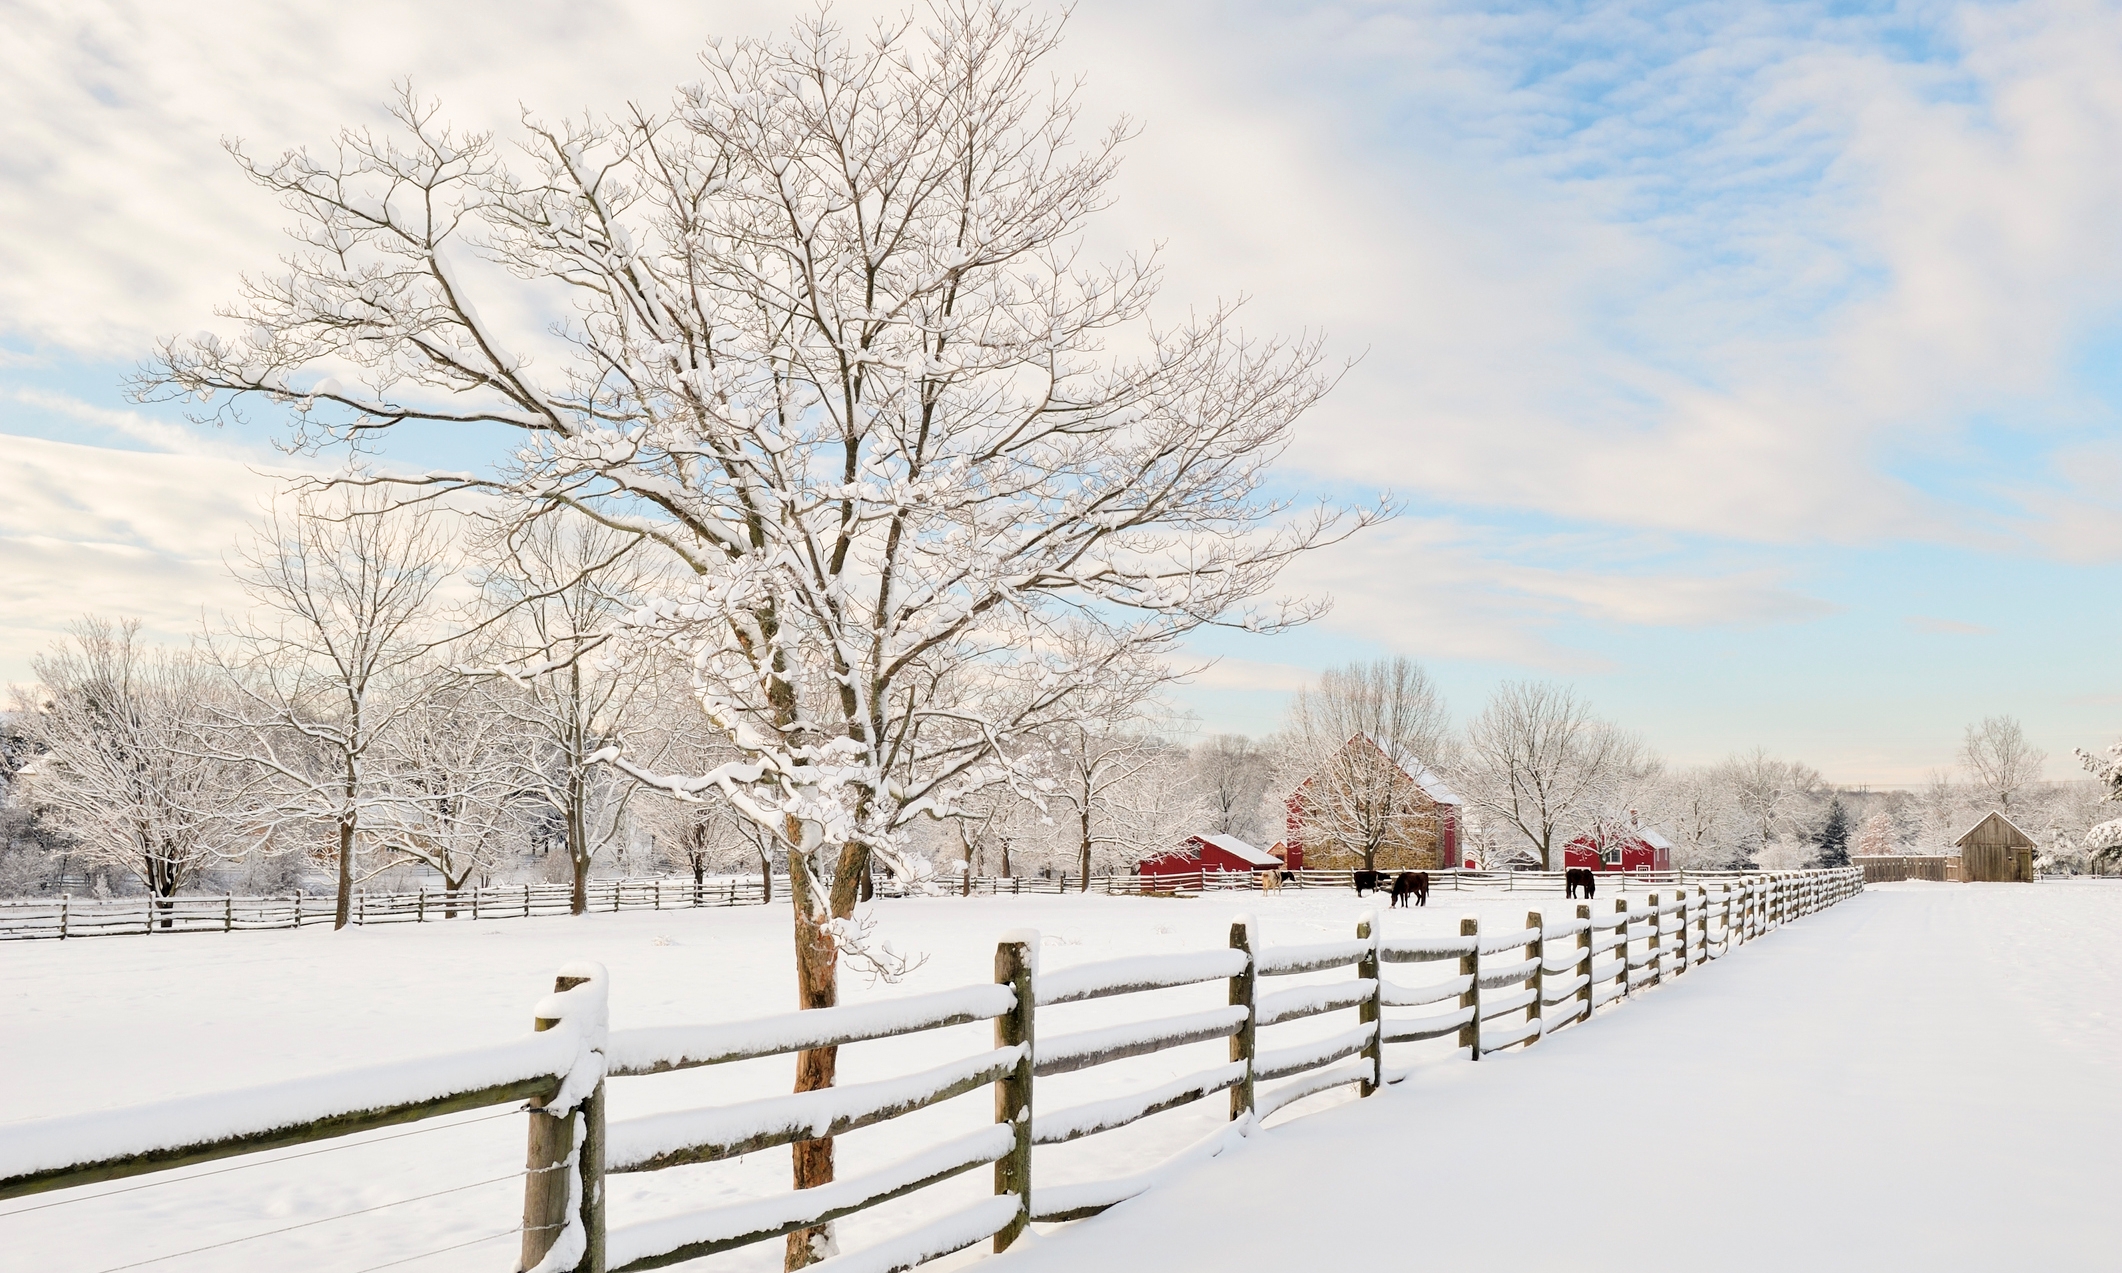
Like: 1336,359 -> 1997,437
468,512 -> 662,913
1190,734 -> 1273,842
137,7 -> 1369,1254
208,492 -> 448,929
18,619 -> 260,919
1640,766 -> 1741,868
1961,715 -> 2046,808
1281,658 -> 1454,871
1453,681 -> 1637,870
1853,811 -> 1900,857
374,675 -> 527,913
1718,748 -> 1826,863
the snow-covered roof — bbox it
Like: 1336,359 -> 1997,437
1636,825 -> 1674,850
1369,736 -> 1463,807
1188,834 -> 1283,868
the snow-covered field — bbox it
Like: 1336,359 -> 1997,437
5,880 -> 2093,1272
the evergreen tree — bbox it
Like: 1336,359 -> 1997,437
1814,797 -> 1853,867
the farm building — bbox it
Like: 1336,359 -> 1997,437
1562,815 -> 1675,872
1955,812 -> 2036,882
1136,834 -> 1285,881
1283,734 -> 1461,872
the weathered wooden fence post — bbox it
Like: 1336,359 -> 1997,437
224,893 -> 233,933
1458,916 -> 1481,1060
1574,903 -> 1593,1021
1357,912 -> 1382,1096
993,935 -> 1035,1252
1614,898 -> 1631,999
1646,893 -> 1663,986
1671,891 -> 1688,977
1229,918 -> 1257,1119
1525,910 -> 1544,1048
521,969 -> 607,1273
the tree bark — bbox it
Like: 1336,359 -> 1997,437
333,813 -> 354,930
785,840 -> 873,1269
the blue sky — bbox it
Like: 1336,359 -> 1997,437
2,0 -> 2118,784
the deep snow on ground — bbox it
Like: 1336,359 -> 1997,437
990,881 -> 2122,1273
8,881 -> 2090,1272
0,881 -> 1651,1272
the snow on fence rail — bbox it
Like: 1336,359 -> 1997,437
0,869 -> 1863,1272
1,866 -> 1800,942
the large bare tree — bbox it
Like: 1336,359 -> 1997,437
207,490 -> 449,929
136,5 -> 1364,1256
1282,658 -> 1453,871
1961,714 -> 2046,809
1454,681 -> 1639,870
19,619 -> 260,919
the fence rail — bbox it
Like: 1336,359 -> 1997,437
0,867 -> 1864,1272
1,865 -> 1819,941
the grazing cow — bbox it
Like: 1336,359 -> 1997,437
1390,871 -> 1430,907
1259,869 -> 1283,892
1353,869 -> 1381,896
1565,867 -> 1598,899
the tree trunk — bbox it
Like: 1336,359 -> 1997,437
784,840 -> 872,1269
567,776 -> 589,915
333,813 -> 355,930
760,853 -> 774,904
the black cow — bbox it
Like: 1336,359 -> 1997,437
1565,867 -> 1598,899
1353,869 -> 1382,896
1390,871 -> 1430,908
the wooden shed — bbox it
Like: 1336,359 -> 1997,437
1954,812 -> 2036,883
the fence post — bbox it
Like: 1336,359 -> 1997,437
418,889 -> 427,923
59,892 -> 69,940
993,935 -> 1035,1251
1671,891 -> 1688,977
1646,893 -> 1662,985
520,971 -> 606,1273
1614,898 -> 1630,999
1574,903 -> 1593,1022
1694,886 -> 1709,964
1525,910 -> 1544,1049
224,893 -> 233,933
1357,912 -> 1382,1096
293,890 -> 303,930
1229,918 -> 1257,1119
357,890 -> 366,926
1458,916 -> 1481,1061
1717,885 -> 1732,955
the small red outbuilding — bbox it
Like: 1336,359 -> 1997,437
1137,834 -> 1285,880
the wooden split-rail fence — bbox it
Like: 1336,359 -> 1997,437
0,868 -> 1863,1271
0,866 -> 1792,941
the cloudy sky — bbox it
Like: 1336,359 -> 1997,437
4,0 -> 2119,783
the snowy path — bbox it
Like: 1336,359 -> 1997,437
991,882 -> 2122,1273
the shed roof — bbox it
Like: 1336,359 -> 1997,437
1186,834 -> 1282,868
1954,810 -> 2036,851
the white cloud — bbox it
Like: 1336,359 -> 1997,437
0,435 -> 292,680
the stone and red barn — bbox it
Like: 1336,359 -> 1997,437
1136,834 -> 1285,881
1283,734 -> 1462,872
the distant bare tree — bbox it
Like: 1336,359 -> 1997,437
1853,811 -> 1900,857
210,491 -> 449,929
19,619 -> 260,919
1190,734 -> 1273,843
1455,682 -> 1637,870
467,512 -> 665,914
1719,748 -> 1826,863
375,675 -> 527,913
1961,715 -> 2046,808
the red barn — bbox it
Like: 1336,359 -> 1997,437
1563,818 -> 1674,872
1283,734 -> 1461,871
1137,834 -> 1284,880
